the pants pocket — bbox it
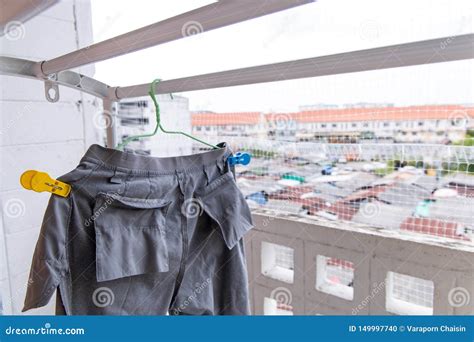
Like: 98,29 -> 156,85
93,192 -> 171,282
197,172 -> 254,250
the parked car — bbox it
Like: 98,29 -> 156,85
322,165 -> 333,175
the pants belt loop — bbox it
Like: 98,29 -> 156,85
203,165 -> 210,185
175,170 -> 185,196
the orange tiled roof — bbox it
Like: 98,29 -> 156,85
284,105 -> 474,123
192,105 -> 474,126
191,112 -> 261,126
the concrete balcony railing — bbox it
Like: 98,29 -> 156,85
245,210 -> 474,315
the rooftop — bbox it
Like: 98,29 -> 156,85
237,154 -> 474,242
191,105 -> 474,126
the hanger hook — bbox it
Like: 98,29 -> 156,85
116,78 -> 219,151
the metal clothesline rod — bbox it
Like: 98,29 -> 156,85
113,33 -> 474,99
1,34 -> 473,102
38,0 -> 314,76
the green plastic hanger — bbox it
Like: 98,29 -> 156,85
116,79 -> 219,151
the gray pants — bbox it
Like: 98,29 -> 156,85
23,143 -> 253,315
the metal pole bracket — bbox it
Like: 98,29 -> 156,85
44,74 -> 60,102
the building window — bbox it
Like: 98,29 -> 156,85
383,122 -> 389,127
119,100 -> 148,109
451,118 -> 465,126
120,117 -> 149,126
418,121 -> 424,126
332,123 -> 337,128
351,123 -> 357,128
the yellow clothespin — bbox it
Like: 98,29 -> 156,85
20,170 -> 71,198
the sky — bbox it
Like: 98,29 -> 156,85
90,0 -> 474,112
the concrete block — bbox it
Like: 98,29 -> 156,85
1,101 -> 84,146
452,273 -> 474,315
373,234 -> 474,271
305,300 -> 352,315
252,213 -> 372,253
5,227 -> 39,277
248,215 -> 474,316
251,230 -> 304,296
252,283 -> 304,315
1,190 -> 49,235
0,140 -> 85,192
0,76 -> 84,102
369,255 -> 456,315
0,16 -> 77,60
0,278 -> 12,314
304,240 -> 370,314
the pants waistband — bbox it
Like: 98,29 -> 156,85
81,143 -> 233,175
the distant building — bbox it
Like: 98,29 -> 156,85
116,95 -> 192,156
299,104 -> 340,110
280,105 -> 473,143
342,102 -> 394,109
191,112 -> 267,138
191,105 -> 474,144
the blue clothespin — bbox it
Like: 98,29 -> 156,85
228,152 -> 251,166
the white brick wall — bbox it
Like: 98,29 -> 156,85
0,0 -> 100,315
